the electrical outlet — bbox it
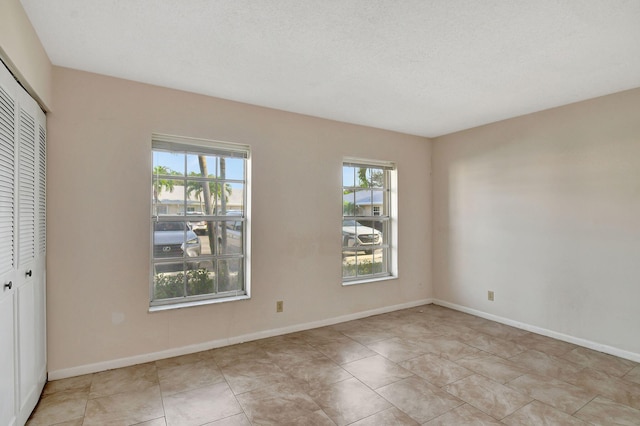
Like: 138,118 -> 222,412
488,291 -> 494,301
276,300 -> 283,313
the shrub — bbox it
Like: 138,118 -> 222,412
154,268 -> 213,299
342,259 -> 385,277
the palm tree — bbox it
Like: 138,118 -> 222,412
197,157 -> 232,290
185,172 -> 232,213
153,165 -> 179,211
357,167 -> 383,188
194,156 -> 232,280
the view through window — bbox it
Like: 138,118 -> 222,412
151,135 -> 249,307
342,159 -> 395,282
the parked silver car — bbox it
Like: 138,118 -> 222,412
216,220 -> 243,254
153,221 -> 201,260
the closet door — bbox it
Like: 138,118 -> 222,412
0,294 -> 16,426
0,59 -> 46,426
17,99 -> 38,413
36,122 -> 47,387
0,61 -> 18,426
15,71 -> 47,424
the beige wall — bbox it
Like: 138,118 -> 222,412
47,66 -> 432,375
432,88 -> 640,357
0,0 -> 52,110
9,0 -> 639,372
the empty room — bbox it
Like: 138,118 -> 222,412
1,0 -> 639,425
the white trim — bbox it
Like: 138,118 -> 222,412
433,299 -> 640,363
389,166 -> 398,279
48,298 -> 433,380
152,133 -> 250,158
148,294 -> 251,312
342,275 -> 398,286
341,159 -> 397,283
150,136 -> 251,307
343,156 -> 395,170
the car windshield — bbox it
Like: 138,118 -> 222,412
343,220 -> 358,226
154,222 -> 186,232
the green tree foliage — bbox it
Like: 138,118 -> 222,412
185,173 -> 232,214
152,165 -> 181,204
343,201 -> 356,215
358,167 -> 384,188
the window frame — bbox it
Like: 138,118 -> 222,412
149,134 -> 251,310
342,157 -> 397,285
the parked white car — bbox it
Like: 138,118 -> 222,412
342,220 -> 382,254
186,211 -> 207,235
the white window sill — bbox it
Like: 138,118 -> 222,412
149,294 -> 250,312
342,274 -> 398,287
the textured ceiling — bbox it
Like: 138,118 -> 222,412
20,0 -> 640,137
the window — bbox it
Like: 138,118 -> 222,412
342,158 -> 396,283
151,134 -> 250,308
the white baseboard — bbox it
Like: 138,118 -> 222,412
48,298 -> 433,380
433,299 -> 640,364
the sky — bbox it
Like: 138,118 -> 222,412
153,151 -> 244,181
154,151 -> 381,188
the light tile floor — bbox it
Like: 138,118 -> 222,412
27,305 -> 640,425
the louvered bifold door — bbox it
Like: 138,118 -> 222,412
18,108 -> 36,267
15,81 -> 46,423
0,60 -> 18,426
38,125 -> 45,255
0,84 -> 15,276
0,59 -> 47,425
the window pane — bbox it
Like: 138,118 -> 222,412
222,157 -> 244,180
186,180 -> 212,215
342,254 -> 357,278
378,220 -> 389,245
368,168 -> 384,188
372,248 -> 387,275
217,221 -> 243,255
196,224 -> 215,255
356,255 -> 374,277
186,266 -> 214,296
344,219 -> 383,250
354,167 -> 364,185
153,221 -> 201,259
343,166 -> 356,187
371,189 -> 384,215
153,179 -> 184,216
215,182 -> 244,215
343,191 -> 356,216
153,151 -> 185,176
218,258 -> 242,292
342,219 -> 358,249
154,266 -> 186,299
187,215 -> 207,235
186,153 -> 217,177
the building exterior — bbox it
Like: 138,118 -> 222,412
343,189 -> 384,216
155,185 -> 244,216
